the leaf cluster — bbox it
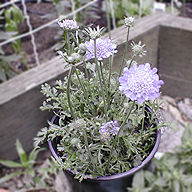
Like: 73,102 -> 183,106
128,123 -> 192,192
0,139 -> 60,191
35,62 -> 162,181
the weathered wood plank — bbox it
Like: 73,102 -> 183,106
158,16 -> 192,97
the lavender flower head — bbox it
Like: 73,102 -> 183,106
85,38 -> 117,60
119,63 -> 164,104
99,120 -> 120,138
57,19 -> 79,31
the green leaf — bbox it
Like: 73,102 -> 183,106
0,171 -> 24,184
0,159 -> 23,168
154,177 -> 167,187
181,124 -> 192,144
28,147 -> 45,163
16,139 -> 27,166
173,180 -> 180,192
27,168 -> 35,177
132,170 -> 144,188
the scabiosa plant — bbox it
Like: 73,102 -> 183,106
85,38 -> 117,60
119,63 -> 164,104
35,17 -> 165,183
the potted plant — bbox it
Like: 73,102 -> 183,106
34,17 -> 164,192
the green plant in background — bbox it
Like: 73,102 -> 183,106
4,5 -> 24,54
128,123 -> 192,192
0,139 -> 59,191
0,0 -> 156,83
112,0 -> 154,26
4,5 -> 29,67
0,4 -> 28,82
0,8 -> 20,82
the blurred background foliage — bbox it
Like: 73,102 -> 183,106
0,0 -> 187,82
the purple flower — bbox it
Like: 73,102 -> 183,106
119,63 -> 164,104
85,38 -> 117,60
57,19 -> 79,31
99,120 -> 120,136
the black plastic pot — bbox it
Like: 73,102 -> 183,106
48,114 -> 161,192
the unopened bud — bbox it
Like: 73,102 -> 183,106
71,138 -> 80,145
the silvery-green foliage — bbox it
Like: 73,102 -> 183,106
34,17 -> 164,181
36,61 -> 160,181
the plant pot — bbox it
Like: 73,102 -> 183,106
48,114 -> 161,192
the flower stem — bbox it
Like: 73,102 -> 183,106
107,55 -> 114,110
82,129 -> 96,171
83,59 -> 89,78
94,39 -> 108,121
141,105 -> 145,134
67,65 -> 76,119
66,31 -> 70,54
105,0 -> 111,39
70,32 -> 78,45
127,54 -> 136,69
74,66 -> 95,115
99,61 -> 110,111
106,100 -> 135,171
119,27 -> 130,77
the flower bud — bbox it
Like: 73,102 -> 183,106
68,53 -> 81,64
57,19 -> 79,31
70,119 -> 86,130
131,41 -> 146,57
68,56 -> 74,63
79,43 -> 87,52
83,26 -> 105,40
71,138 -> 80,145
124,16 -> 134,28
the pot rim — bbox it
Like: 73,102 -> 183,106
48,113 -> 161,181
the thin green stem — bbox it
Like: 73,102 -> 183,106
70,32 -> 78,45
127,54 -> 136,69
107,55 -> 114,110
119,27 -> 130,77
94,39 -> 108,121
106,100 -> 135,171
99,61 -> 110,111
67,66 -> 76,119
66,31 -> 70,54
105,0 -> 111,39
83,59 -> 89,78
6,61 -> 21,74
74,66 -> 95,115
83,129 -> 96,171
141,105 -> 145,134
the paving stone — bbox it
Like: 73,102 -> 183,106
178,100 -> 192,121
0,189 -> 11,192
55,171 -> 72,192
